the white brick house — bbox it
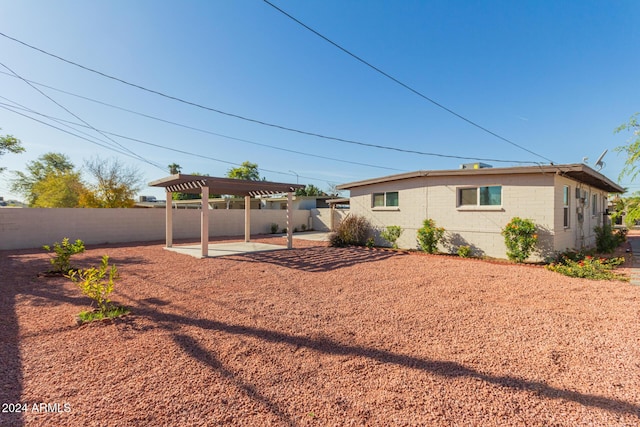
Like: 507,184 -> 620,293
337,164 -> 624,260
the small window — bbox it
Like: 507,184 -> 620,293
563,185 -> 570,228
372,191 -> 399,207
458,186 -> 501,206
592,194 -> 597,216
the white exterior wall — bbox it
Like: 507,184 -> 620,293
347,172 -> 612,260
0,208 -> 310,250
552,175 -> 608,252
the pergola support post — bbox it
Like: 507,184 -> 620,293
166,190 -> 173,247
286,191 -> 293,249
244,195 -> 251,242
201,186 -> 209,258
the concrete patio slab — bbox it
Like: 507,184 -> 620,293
165,242 -> 288,259
289,231 -> 331,242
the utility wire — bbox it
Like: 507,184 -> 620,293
0,103 -> 335,186
0,73 -> 533,167
0,61 -> 165,172
0,31 -> 542,165
262,0 -> 556,165
0,97 -> 406,172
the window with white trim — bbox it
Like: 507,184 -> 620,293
458,186 -> 502,206
372,191 -> 399,207
563,185 -> 570,228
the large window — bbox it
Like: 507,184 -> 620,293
458,186 -> 502,206
372,191 -> 399,207
563,185 -> 570,228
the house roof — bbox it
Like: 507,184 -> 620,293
148,174 -> 304,196
337,164 -> 625,193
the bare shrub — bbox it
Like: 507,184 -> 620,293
329,214 -> 372,247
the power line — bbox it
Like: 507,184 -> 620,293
261,0 -> 556,165
0,71 -> 537,166
0,97 -> 407,173
0,103 -> 336,186
0,32 -> 541,165
0,61 -> 165,172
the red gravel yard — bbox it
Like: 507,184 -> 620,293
1,236 -> 639,426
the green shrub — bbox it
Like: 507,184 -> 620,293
67,255 -> 119,313
366,237 -> 375,248
417,219 -> 445,254
594,224 -> 627,253
43,238 -> 85,273
546,255 -> 627,281
329,214 -> 372,247
501,217 -> 538,262
269,223 -> 279,234
457,245 -> 472,258
301,224 -> 307,231
380,225 -> 403,249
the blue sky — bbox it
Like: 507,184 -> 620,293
0,0 -> 638,201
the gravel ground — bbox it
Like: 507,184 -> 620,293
1,235 -> 639,426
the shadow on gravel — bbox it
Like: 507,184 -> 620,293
224,246 -> 402,272
132,300 -> 640,420
0,254 -> 26,427
172,334 -> 296,426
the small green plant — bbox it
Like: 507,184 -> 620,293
594,224 -> 627,253
269,223 -> 279,234
546,254 -> 627,281
417,219 -> 445,254
329,214 -> 372,247
366,237 -> 375,248
43,238 -> 85,273
501,217 -> 538,262
457,245 -> 472,258
77,305 -> 129,323
67,255 -> 119,313
301,224 -> 307,231
380,225 -> 403,249
282,227 -> 287,234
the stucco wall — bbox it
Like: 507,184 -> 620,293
310,208 -> 349,231
347,172 -> 612,260
0,208 -> 310,250
552,175 -> 608,252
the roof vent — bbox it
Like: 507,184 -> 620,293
460,162 -> 493,170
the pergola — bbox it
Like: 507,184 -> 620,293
149,174 -> 304,258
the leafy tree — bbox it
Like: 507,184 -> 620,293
168,163 -> 182,174
615,113 -> 640,181
227,161 -> 261,181
11,152 -> 76,206
32,171 -> 87,207
295,184 -> 325,196
0,129 -> 25,173
82,157 -> 143,208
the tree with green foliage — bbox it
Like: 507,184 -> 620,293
227,161 -> 261,181
32,171 -> 87,208
295,184 -> 325,196
168,163 -> 182,174
614,113 -> 640,225
0,129 -> 25,173
615,113 -> 640,181
11,152 -> 77,206
81,157 -> 143,208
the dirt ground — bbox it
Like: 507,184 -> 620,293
1,235 -> 639,426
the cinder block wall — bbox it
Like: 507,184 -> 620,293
0,208 -> 311,250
